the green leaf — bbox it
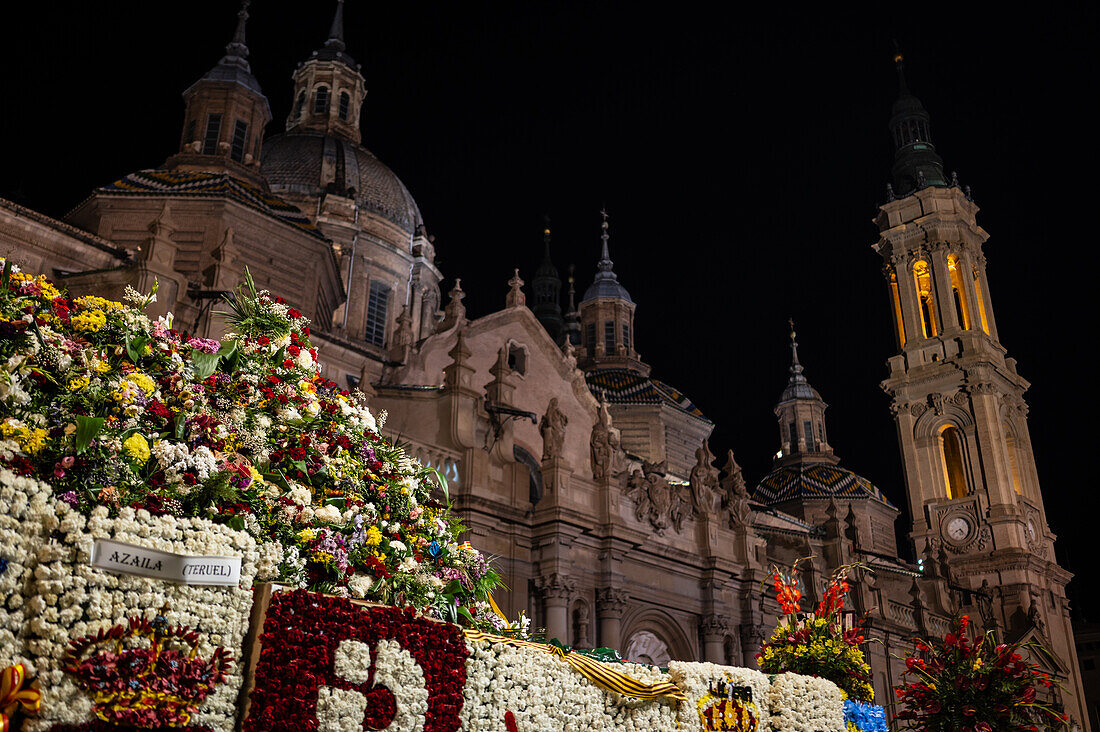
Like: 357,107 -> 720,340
190,351 -> 220,380
74,415 -> 105,454
456,606 -> 476,625
0,260 -> 11,295
174,412 -> 187,440
423,466 -> 450,503
220,340 -> 240,373
125,334 -> 148,364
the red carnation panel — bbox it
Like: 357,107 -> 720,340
242,590 -> 468,732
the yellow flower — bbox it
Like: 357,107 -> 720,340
129,372 -> 156,394
122,433 -> 150,465
71,310 -> 107,332
93,359 -> 111,374
298,528 -> 317,543
364,526 -> 383,546
68,375 -> 90,391
312,551 -> 334,564
74,295 -> 122,312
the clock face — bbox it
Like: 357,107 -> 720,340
1027,519 -> 1037,541
945,516 -> 971,542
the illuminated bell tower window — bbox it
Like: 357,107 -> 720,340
948,255 -> 971,329
938,425 -> 969,499
913,259 -> 938,338
1005,423 -> 1024,496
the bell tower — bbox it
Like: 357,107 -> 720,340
875,52 -> 1088,726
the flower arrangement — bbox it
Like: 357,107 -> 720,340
766,672 -> 845,732
62,614 -> 231,728
0,260 -> 503,628
756,562 -> 874,704
894,614 -> 1068,731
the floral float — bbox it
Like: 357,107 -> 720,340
894,614 -> 1068,731
0,260 -> 503,625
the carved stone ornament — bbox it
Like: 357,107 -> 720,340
626,460 -> 673,535
699,614 -> 730,637
909,401 -> 929,418
669,481 -> 692,533
595,587 -> 629,618
929,392 -> 946,415
535,573 -> 576,602
539,397 -> 568,461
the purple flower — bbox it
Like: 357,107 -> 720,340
186,337 -> 221,354
58,491 -> 80,507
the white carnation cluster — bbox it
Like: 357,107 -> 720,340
766,671 -> 846,732
0,472 -> 258,732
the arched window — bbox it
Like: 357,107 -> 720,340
972,268 -> 990,334
364,280 -> 390,347
912,260 -> 938,338
338,92 -> 351,120
1004,422 -> 1024,496
938,425 -> 969,499
507,344 -> 527,375
947,255 -> 971,329
889,270 -> 906,347
313,86 -> 330,115
293,91 -> 306,118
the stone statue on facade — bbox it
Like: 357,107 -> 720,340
720,449 -> 751,529
689,439 -> 721,516
589,394 -> 622,481
669,481 -> 692,533
539,397 -> 568,461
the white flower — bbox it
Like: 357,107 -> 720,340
313,505 -> 343,525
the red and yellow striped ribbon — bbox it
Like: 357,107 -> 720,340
1,663 -> 42,732
463,629 -> 687,703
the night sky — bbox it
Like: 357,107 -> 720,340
3,4 -> 1096,616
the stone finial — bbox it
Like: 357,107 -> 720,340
225,0 -> 251,59
950,170 -> 960,187
885,183 -> 896,202
506,268 -> 526,308
438,278 -> 466,331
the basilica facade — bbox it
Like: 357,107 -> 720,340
0,3 -> 1088,727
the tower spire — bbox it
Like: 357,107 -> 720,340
598,208 -> 613,271
887,48 -> 946,196
325,0 -> 347,52
532,215 -> 564,340
788,318 -> 805,382
225,0 -> 251,60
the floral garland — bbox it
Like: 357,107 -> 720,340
0,262 -> 504,629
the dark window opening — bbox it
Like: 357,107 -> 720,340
507,344 -> 526,375
364,281 -> 390,347
788,422 -> 798,450
184,119 -> 196,146
621,322 -> 630,351
604,321 -> 615,354
338,92 -> 351,120
230,120 -> 249,162
202,114 -> 222,155
804,420 -> 816,451
585,322 -> 596,356
293,91 -> 306,118
313,86 -> 330,114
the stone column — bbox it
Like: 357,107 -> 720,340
930,246 -> 959,332
596,587 -> 629,651
974,254 -> 1000,341
700,615 -> 729,664
536,574 -> 574,644
891,255 -> 924,342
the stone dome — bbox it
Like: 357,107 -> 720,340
261,132 -> 422,234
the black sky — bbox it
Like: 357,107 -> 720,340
2,3 -> 1097,616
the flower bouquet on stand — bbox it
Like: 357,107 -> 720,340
894,614 -> 1068,731
756,561 -> 887,732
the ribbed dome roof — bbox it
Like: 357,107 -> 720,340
261,132 -> 422,234
753,463 -> 894,508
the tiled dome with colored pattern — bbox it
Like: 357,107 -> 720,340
753,463 -> 894,508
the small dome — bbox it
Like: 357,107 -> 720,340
780,380 -> 822,403
752,463 -> 894,508
262,132 -> 423,235
581,276 -> 633,304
